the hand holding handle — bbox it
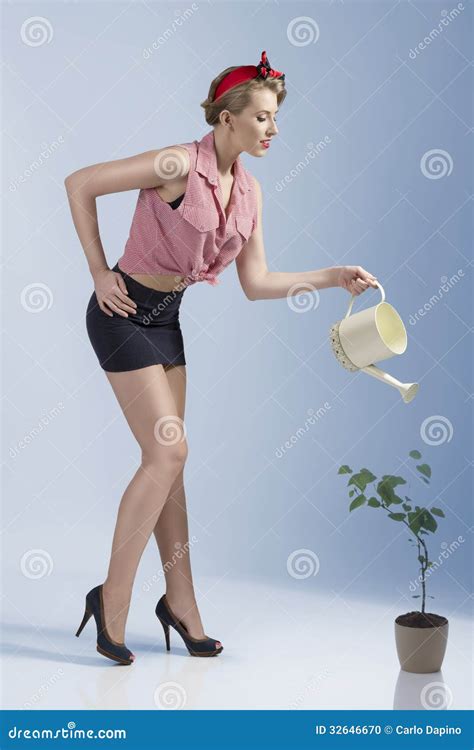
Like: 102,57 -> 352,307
344,281 -> 385,319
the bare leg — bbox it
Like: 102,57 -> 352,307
153,365 -> 220,644
101,364 -> 188,644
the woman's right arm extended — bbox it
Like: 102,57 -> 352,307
64,146 -> 189,316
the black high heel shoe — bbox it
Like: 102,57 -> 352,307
155,594 -> 223,657
75,584 -> 135,666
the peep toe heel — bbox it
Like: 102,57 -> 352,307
155,594 -> 223,657
75,584 -> 135,666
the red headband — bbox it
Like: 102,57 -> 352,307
212,50 -> 285,102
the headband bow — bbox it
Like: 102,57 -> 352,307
256,50 -> 285,80
212,50 -> 285,102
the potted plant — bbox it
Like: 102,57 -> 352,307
338,449 -> 449,673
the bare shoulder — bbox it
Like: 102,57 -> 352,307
251,175 -> 262,206
251,174 -> 262,194
153,144 -> 191,186
64,143 -> 191,197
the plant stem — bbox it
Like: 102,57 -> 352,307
355,486 -> 430,613
419,536 -> 429,614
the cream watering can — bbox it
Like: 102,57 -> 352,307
329,282 -> 419,403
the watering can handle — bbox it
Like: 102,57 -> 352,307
344,281 -> 385,319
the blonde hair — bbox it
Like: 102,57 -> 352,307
200,66 -> 287,126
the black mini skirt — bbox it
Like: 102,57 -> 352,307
86,262 -> 186,372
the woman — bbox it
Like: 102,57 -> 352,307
65,51 -> 378,666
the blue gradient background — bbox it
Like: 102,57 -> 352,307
2,0 -> 472,633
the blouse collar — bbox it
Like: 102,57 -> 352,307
195,129 -> 253,195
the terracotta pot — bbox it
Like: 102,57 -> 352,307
394,611 -> 449,673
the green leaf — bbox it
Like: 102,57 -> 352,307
376,476 -> 406,506
402,503 -> 412,512
418,555 -> 426,564
431,507 -> 445,518
349,490 -> 355,497
348,469 -> 377,492
409,450 -> 422,459
367,497 -> 381,507
420,509 -> 437,533
407,511 -> 422,535
417,463 -> 431,479
380,475 -> 407,487
338,465 -> 352,474
388,512 -> 406,521
349,494 -> 366,512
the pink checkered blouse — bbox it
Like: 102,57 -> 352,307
117,129 -> 258,287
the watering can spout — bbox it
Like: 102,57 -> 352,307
361,365 -> 419,404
